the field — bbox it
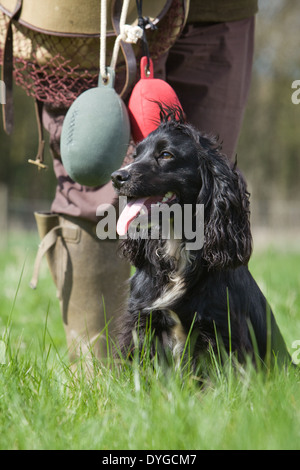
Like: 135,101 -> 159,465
0,231 -> 299,450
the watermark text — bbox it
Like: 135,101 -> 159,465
291,339 -> 300,365
0,80 -> 6,105
96,197 -> 204,250
291,80 -> 300,104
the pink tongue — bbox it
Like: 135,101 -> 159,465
117,197 -> 148,236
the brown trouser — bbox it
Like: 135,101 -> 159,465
44,17 -> 255,222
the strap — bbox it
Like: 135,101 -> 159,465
28,99 -> 48,170
1,2 -> 47,169
136,0 -> 153,72
1,0 -> 22,134
30,225 -> 61,289
111,0 -> 138,99
30,224 -> 79,289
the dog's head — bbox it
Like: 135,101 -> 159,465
112,106 -> 252,270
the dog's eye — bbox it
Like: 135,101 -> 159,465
159,151 -> 173,160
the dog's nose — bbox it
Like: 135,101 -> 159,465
111,169 -> 130,188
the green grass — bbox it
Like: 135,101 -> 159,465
0,232 -> 300,450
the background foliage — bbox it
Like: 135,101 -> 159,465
236,0 -> 300,230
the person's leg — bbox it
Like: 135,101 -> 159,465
32,105 -> 130,366
164,18 -> 255,160
33,211 -> 129,364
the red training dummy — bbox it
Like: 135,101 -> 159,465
128,56 -> 183,143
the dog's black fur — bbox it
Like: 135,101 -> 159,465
111,107 -> 290,369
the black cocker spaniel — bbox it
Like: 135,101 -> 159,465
111,106 -> 291,371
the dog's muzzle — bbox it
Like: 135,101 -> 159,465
111,169 -> 130,190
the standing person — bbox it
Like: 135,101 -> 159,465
0,0 -> 257,366
162,1 -> 257,160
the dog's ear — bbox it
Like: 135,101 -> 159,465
197,148 -> 252,270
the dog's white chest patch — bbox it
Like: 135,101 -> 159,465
149,239 -> 191,311
168,310 -> 187,365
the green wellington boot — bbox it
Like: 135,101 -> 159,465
30,212 -> 130,364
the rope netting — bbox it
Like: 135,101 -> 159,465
0,1 -> 185,107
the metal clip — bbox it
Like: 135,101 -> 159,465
28,140 -> 48,170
